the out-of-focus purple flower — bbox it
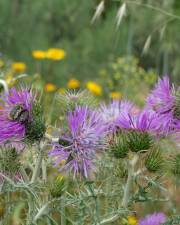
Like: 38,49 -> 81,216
146,76 -> 180,136
99,100 -> 135,132
139,212 -> 166,225
50,106 -> 107,178
116,109 -> 159,134
147,76 -> 175,114
0,87 -> 35,149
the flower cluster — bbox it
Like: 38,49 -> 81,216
32,48 -> 66,61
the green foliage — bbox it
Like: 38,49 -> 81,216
99,56 -> 157,104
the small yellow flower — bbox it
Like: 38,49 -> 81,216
32,50 -> 46,60
0,60 -> 4,68
11,62 -> 26,73
44,83 -> 57,92
58,88 -> 66,94
110,91 -> 122,100
46,48 -> 66,61
86,81 -> 102,96
67,78 -> 80,89
127,215 -> 138,225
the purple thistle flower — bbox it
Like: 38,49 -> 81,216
0,87 -> 35,149
139,212 -> 166,225
116,109 -> 159,134
146,76 -> 180,136
99,100 -> 135,132
50,106 -> 107,178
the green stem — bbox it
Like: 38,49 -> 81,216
20,166 -> 29,183
60,197 -> 66,225
42,159 -> 47,182
31,144 -> 43,183
122,154 -> 139,208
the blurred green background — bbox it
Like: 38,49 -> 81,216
0,0 -> 180,87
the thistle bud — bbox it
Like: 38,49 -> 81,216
127,131 -> 152,153
0,146 -> 21,176
110,133 -> 129,158
25,102 -> 46,143
173,90 -> 180,119
145,147 -> 163,172
113,160 -> 128,178
171,154 -> 180,176
49,175 -> 65,198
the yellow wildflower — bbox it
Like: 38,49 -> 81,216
0,60 -> 4,68
110,91 -> 122,100
12,62 -> 26,73
32,50 -> 46,60
127,215 -> 138,225
86,81 -> 102,96
58,88 -> 66,94
44,83 -> 57,92
46,48 -> 66,60
67,78 -> 80,89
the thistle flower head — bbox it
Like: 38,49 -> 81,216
57,90 -> 97,113
99,100 -> 134,132
146,76 -> 180,136
147,76 -> 175,114
116,109 -> 159,133
116,110 -> 160,152
50,106 -> 107,178
139,212 -> 166,225
0,87 -> 45,148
